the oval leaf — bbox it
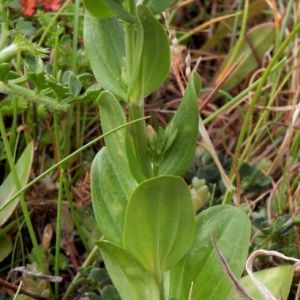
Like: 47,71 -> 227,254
84,13 -> 127,99
0,142 -> 34,226
169,205 -> 251,300
104,0 -> 135,23
96,240 -> 160,300
128,5 -> 170,102
158,72 -> 201,176
229,265 -> 293,300
144,0 -> 179,14
98,91 -> 131,171
83,0 -> 114,18
124,176 -> 195,281
91,147 -> 137,245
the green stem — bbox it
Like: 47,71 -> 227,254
53,112 -> 66,298
38,0 -> 72,46
62,246 -> 99,300
0,82 -> 69,111
128,103 -> 153,178
0,1 -> 9,50
0,44 -> 19,63
54,170 -> 64,299
71,0 -> 80,73
159,278 -> 165,300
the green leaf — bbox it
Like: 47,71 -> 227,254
229,265 -> 293,300
0,142 -> 34,226
0,63 -> 11,82
158,73 -> 201,176
84,13 -> 127,100
143,0 -> 179,13
83,0 -> 135,22
104,0 -> 135,23
128,5 -> 170,102
124,176 -> 195,281
98,90 -> 140,191
83,0 -> 114,19
0,235 -> 12,262
169,205 -> 251,300
213,23 -> 275,93
96,240 -> 160,300
91,147 -> 137,245
98,91 -> 131,171
62,71 -> 81,97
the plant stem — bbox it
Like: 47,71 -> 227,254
0,82 -> 69,111
128,103 -> 153,178
62,246 -> 99,300
159,278 -> 166,300
0,44 -> 19,63
0,1 -> 9,50
71,0 -> 80,73
54,170 -> 64,299
38,0 -> 72,46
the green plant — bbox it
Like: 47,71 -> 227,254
0,0 -> 297,298
80,1 -> 295,299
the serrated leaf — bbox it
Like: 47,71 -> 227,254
91,148 -> 137,245
169,205 -> 251,300
124,176 -> 195,281
128,5 -> 170,102
97,240 -> 160,300
158,73 -> 201,176
229,265 -> 293,300
84,13 -> 127,100
0,142 -> 34,226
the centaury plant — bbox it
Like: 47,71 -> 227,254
82,1 -> 293,299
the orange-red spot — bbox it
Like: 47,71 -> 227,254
41,0 -> 61,11
20,0 -> 61,16
20,0 -> 36,16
